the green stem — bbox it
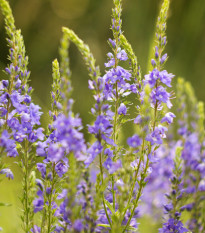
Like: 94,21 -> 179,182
47,163 -> 56,233
121,153 -> 143,222
122,155 -> 149,233
112,176 -> 115,211
24,139 -> 29,232
99,151 -> 112,227
40,209 -> 46,233
122,80 -> 159,231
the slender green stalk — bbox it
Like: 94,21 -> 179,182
120,140 -> 145,222
99,150 -> 112,227
24,140 -> 29,232
47,163 -> 56,233
21,139 -> 34,232
122,148 -> 150,233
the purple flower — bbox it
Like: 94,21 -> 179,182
108,38 -> 116,48
29,103 -> 42,125
55,162 -> 68,177
36,141 -> 48,157
2,80 -> 9,88
164,203 -> 173,212
36,179 -> 44,190
198,179 -> 205,192
151,59 -> 156,67
134,115 -> 142,124
104,53 -> 115,68
103,158 -> 122,174
160,53 -> 168,64
47,143 -> 65,162
127,134 -> 142,148
85,142 -> 103,167
151,86 -> 172,108
57,189 -> 67,200
0,130 -> 18,157
0,107 -> 7,117
31,225 -> 41,233
43,114 -> 86,164
73,219 -> 84,232
55,226 -> 64,232
46,187 -> 52,194
33,198 -> 44,213
116,49 -> 128,61
10,90 -> 24,108
104,148 -> 114,158
159,218 -> 188,233
159,70 -> 174,87
146,125 -> 167,145
88,115 -> 112,135
0,168 -> 14,179
161,112 -> 176,124
28,128 -> 45,142
33,189 -> 44,213
144,69 -> 159,88
130,160 -> 138,169
7,117 -> 20,130
180,203 -> 194,212
196,162 -> 205,177
36,163 -> 46,178
118,103 -> 127,115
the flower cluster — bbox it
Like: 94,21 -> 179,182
0,76 -> 44,157
158,147 -> 189,233
1,0 -> 205,233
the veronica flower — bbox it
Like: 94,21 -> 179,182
0,168 -> 14,179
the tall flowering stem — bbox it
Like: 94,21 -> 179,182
122,0 -> 173,231
0,0 -> 44,232
35,34 -> 73,232
111,0 -> 122,219
159,147 -> 189,233
35,52 -> 86,232
174,78 -> 205,232
46,59 -> 63,233
62,27 -> 113,227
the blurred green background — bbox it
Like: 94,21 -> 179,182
0,0 -> 205,232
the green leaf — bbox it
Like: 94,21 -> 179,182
104,199 -> 115,214
97,224 -> 111,228
99,177 -> 109,193
0,202 -> 12,207
126,226 -> 138,232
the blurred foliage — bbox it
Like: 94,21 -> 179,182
0,0 -> 205,232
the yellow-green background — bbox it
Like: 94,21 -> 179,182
0,0 -> 205,232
